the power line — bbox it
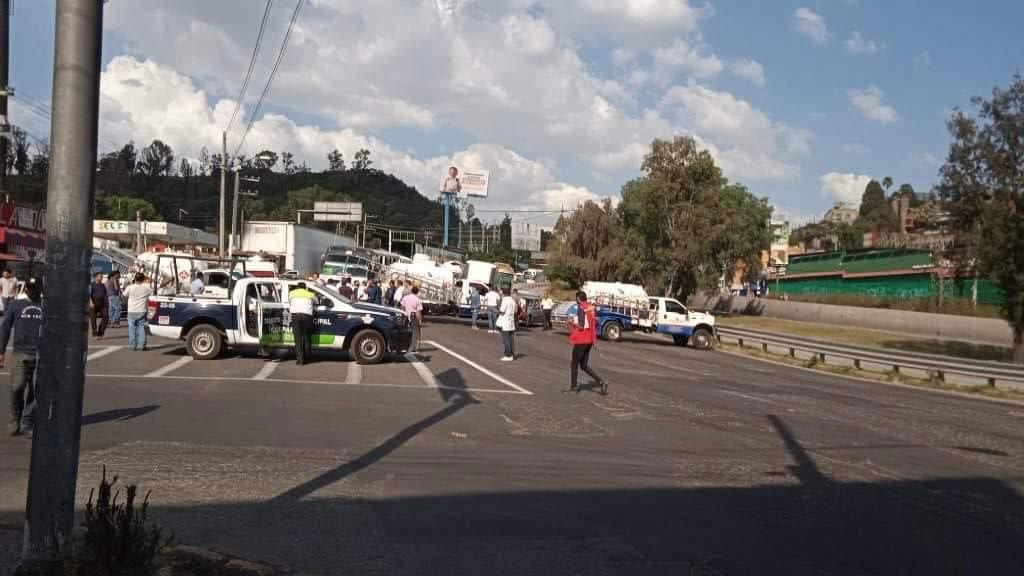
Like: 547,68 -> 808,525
234,0 -> 304,158
226,0 -> 275,135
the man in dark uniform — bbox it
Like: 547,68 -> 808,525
1,278 -> 44,437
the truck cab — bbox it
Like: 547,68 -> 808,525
644,297 -> 716,349
148,275 -> 412,364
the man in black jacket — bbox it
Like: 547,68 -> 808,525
0,277 -> 43,437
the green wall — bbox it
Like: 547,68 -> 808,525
778,274 -> 1005,305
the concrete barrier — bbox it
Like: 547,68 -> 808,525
689,292 -> 1014,347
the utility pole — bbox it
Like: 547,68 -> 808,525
0,0 -> 10,198
135,209 -> 142,252
229,168 -> 239,254
23,0 -> 104,562
219,131 -> 227,256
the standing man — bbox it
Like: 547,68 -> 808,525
123,272 -> 153,351
384,280 -> 396,307
541,293 -> 555,330
340,278 -> 354,300
367,279 -> 382,305
1,277 -> 43,436
288,282 -> 316,365
567,291 -> 607,395
105,271 -> 124,328
484,285 -> 501,334
498,288 -> 518,361
393,280 -> 406,309
0,269 -> 19,313
469,285 -> 481,330
89,272 -> 109,339
401,286 -> 424,353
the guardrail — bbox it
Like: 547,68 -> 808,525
716,326 -> 1024,391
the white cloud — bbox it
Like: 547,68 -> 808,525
841,143 -> 869,156
914,50 -> 933,69
848,86 -> 899,124
652,39 -> 723,85
845,31 -> 882,55
794,7 -> 829,44
659,85 -> 812,181
549,0 -> 710,48
820,172 -> 871,205
730,59 -> 765,86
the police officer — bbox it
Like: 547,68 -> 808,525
289,282 -> 316,365
1,277 -> 43,437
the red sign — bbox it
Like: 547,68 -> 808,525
0,203 -> 46,232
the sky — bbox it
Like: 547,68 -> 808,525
7,0 -> 1024,226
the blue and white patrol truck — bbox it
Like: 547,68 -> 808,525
146,256 -> 412,363
557,282 -> 717,350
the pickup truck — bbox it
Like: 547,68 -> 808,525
147,276 -> 413,364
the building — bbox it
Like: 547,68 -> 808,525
0,203 -> 46,276
768,220 -> 791,265
823,203 -> 858,225
93,220 -> 218,253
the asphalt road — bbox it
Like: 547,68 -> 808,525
2,321 -> 1024,575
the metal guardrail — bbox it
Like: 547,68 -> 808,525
716,326 -> 1024,390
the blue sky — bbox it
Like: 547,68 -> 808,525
8,0 -> 1024,225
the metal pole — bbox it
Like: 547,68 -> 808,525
388,229 -> 393,254
219,130 -> 227,256
0,0 -> 9,198
23,0 -> 103,561
229,168 -> 239,255
458,205 -> 462,248
442,193 -> 450,247
135,209 -> 141,252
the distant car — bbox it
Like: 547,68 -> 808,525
280,270 -> 300,280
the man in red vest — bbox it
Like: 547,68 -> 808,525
568,291 -> 608,395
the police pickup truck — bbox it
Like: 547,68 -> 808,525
147,274 -> 412,364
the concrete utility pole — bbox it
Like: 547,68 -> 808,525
23,0 -> 104,561
0,0 -> 10,197
219,131 -> 227,256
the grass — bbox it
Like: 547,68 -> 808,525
718,315 -> 1015,363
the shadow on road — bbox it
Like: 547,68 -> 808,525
81,405 -> 160,426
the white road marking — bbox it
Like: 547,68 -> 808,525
423,339 -> 533,395
252,361 -> 280,381
86,372 -> 524,394
87,346 -> 123,362
405,353 -> 440,388
344,362 -> 362,385
719,389 -> 773,403
145,356 -> 193,378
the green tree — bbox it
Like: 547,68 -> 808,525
548,199 -> 624,287
499,213 -> 512,252
858,179 -> 899,232
882,176 -> 894,194
253,150 -> 278,171
5,127 -> 30,175
140,139 -> 174,176
281,151 -> 296,175
352,148 -> 373,171
106,196 -> 158,221
939,73 -> 1024,363
178,158 -> 194,178
327,149 -> 345,172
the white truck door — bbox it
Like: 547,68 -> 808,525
662,299 -> 688,325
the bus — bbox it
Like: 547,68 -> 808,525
320,246 -> 376,283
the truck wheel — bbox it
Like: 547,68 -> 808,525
185,325 -> 223,360
351,330 -> 386,365
602,321 -> 622,342
673,334 -> 689,347
691,328 -> 713,351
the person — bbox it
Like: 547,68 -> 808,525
393,280 -> 405,308
469,285 -> 481,330
366,279 -> 382,305
568,291 -> 607,395
498,288 -> 518,361
157,271 -> 176,296
484,286 -> 501,334
512,289 -> 528,331
326,278 -> 340,292
541,294 -> 555,330
441,165 -> 462,195
313,273 -> 326,287
0,269 -> 19,313
1,277 -> 42,437
105,270 -> 124,328
356,281 -> 368,302
288,282 -> 316,365
190,271 -> 204,296
384,280 -> 396,307
89,272 -> 109,338
124,272 -> 153,351
401,286 -> 423,353
340,278 -> 354,300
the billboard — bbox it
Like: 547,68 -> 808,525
440,166 -> 489,198
313,202 -> 363,222
511,222 -> 542,252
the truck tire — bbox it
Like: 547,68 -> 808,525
351,330 -> 387,365
690,328 -> 713,351
672,334 -> 688,347
185,324 -> 223,360
602,321 -> 622,342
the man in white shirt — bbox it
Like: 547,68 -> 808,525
541,295 -> 555,330
392,281 -> 405,309
483,287 -> 501,334
190,272 -> 204,296
0,270 -> 18,313
123,273 -> 153,351
498,291 -> 518,361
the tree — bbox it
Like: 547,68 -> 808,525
499,214 -> 512,251
106,196 -> 158,221
198,147 -> 211,176
548,199 -> 624,287
882,176 -> 894,194
327,149 -> 345,172
178,158 -> 194,178
253,150 -> 278,171
939,73 -> 1024,363
858,179 -> 899,232
352,148 -> 373,171
5,127 -> 30,175
29,143 -> 49,178
281,151 -> 296,175
140,139 -> 174,176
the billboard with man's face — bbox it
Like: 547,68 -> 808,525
440,166 -> 489,198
